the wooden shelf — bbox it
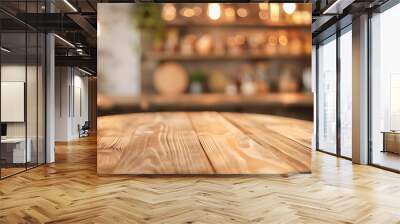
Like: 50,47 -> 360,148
98,93 -> 314,120
98,93 -> 313,110
146,53 -> 311,62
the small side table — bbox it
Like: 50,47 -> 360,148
381,131 -> 400,154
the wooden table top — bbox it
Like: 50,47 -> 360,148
97,112 -> 312,175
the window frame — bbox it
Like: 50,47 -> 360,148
314,21 -> 353,160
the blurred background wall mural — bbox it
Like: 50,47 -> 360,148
97,3 -> 312,120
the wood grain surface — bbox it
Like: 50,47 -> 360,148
222,113 -> 311,173
2,136 -> 400,223
97,112 -> 312,175
98,112 -> 213,174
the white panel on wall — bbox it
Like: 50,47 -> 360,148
1,82 -> 25,122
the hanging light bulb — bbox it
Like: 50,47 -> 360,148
224,7 -> 236,22
193,6 -> 202,16
180,7 -> 195,18
208,3 -> 221,20
270,3 -> 280,22
162,3 -> 176,21
283,3 -> 296,15
236,7 -> 248,18
259,3 -> 269,11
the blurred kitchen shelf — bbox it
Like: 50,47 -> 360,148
146,53 -> 311,62
166,21 -> 310,29
98,93 -> 313,117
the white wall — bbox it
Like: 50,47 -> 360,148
97,3 -> 141,97
71,74 -> 89,138
55,67 -> 89,141
55,67 -> 68,141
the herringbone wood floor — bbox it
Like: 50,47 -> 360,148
1,136 -> 400,223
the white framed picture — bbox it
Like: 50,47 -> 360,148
1,81 -> 25,122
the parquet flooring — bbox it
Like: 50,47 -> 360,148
97,112 -> 311,175
1,136 -> 400,223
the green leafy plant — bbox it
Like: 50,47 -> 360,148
189,70 -> 206,83
131,4 -> 165,42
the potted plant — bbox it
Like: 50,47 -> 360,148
131,4 -> 165,52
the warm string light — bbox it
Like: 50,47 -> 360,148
208,3 -> 221,20
236,7 -> 248,18
259,3 -> 269,11
283,3 -> 297,15
180,7 -> 195,18
270,3 -> 280,22
224,7 -> 236,22
162,4 -> 304,23
162,3 -> 176,21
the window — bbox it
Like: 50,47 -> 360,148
339,28 -> 352,158
370,3 -> 400,171
317,36 -> 337,154
0,1 -> 47,179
